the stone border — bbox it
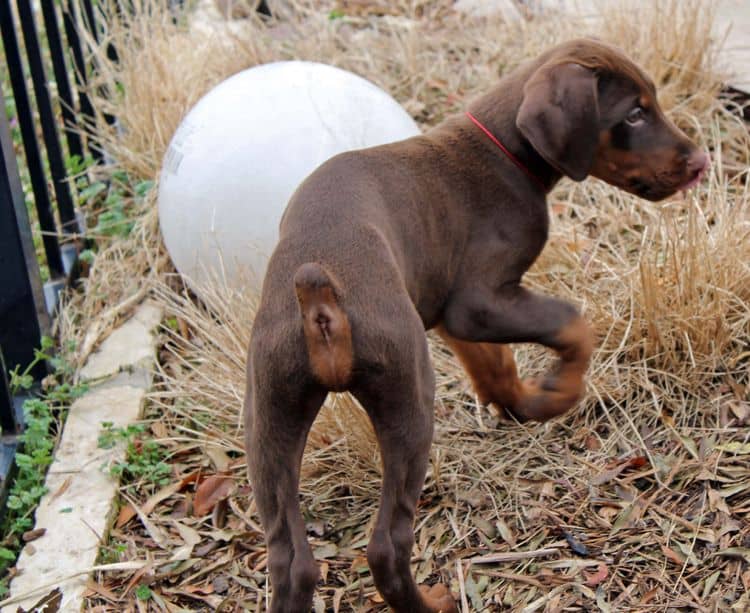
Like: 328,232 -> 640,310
1,301 -> 162,612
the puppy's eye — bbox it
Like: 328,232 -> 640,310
626,106 -> 646,126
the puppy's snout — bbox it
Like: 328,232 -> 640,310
687,149 -> 709,177
680,149 -> 709,190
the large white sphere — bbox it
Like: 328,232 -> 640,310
158,61 -> 420,294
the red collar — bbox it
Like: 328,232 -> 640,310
465,111 -> 547,191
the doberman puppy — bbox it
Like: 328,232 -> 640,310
244,38 -> 707,612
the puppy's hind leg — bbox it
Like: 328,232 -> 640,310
354,319 -> 458,613
244,372 -> 326,613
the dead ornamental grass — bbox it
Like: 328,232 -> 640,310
65,0 -> 750,610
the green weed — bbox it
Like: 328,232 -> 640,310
98,423 -> 171,491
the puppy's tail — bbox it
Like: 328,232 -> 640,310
293,262 -> 353,391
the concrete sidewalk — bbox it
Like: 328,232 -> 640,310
1,302 -> 162,612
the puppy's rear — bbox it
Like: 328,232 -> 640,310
293,262 -> 353,391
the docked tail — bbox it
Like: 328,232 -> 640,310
293,263 -> 353,391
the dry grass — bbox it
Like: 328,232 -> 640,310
59,0 -> 750,610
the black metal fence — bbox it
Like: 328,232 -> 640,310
0,0 -> 100,496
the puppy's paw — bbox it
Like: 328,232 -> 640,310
418,583 -> 459,613
508,374 -> 584,422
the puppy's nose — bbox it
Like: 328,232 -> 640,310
687,149 -> 709,177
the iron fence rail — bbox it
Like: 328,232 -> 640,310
0,0 -> 100,505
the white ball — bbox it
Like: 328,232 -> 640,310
158,61 -> 420,295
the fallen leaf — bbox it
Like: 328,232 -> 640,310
592,456 -> 649,486
679,435 -> 699,460
584,434 -> 601,451
194,541 -> 219,557
729,401 -> 749,423
591,464 -> 627,486
313,543 -> 338,560
313,595 -> 325,613
180,471 -> 201,488
306,520 -> 326,537
212,575 -> 230,594
174,521 -> 201,547
169,544 -> 195,561
116,503 -> 137,529
473,515 -> 496,538
333,588 -> 344,613
205,446 -> 231,472
716,442 -> 750,455
640,586 -> 659,604
18,588 -> 61,613
563,531 -> 588,556
585,563 -> 608,587
118,477 -> 191,528
626,456 -> 648,469
51,477 -> 72,501
151,421 -> 169,439
207,528 -> 242,542
711,547 -> 750,563
596,586 -> 612,613
350,556 -> 368,572
661,545 -> 685,565
194,474 -> 235,516
742,569 -> 750,591
495,518 -> 516,548
465,571 -> 483,610
123,494 -> 169,549
702,570 -> 721,600
539,480 -> 556,498
708,489 -> 731,514
212,497 -> 228,528
22,528 -> 46,542
181,583 -> 215,595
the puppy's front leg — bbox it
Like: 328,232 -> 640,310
441,285 -> 594,421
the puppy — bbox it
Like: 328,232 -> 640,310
244,38 -> 708,612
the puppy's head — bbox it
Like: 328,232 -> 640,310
516,38 -> 708,200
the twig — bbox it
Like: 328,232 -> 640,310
470,548 -> 559,565
0,561 -> 147,607
456,558 -> 469,613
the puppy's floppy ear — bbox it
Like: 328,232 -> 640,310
516,62 -> 599,181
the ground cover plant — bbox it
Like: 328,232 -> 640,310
38,0 -> 750,610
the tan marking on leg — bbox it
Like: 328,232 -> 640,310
436,326 -> 523,409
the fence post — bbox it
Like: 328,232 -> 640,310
62,0 -> 102,162
0,78 -> 50,430
0,0 -> 66,281
40,0 -> 84,165
16,0 -> 80,238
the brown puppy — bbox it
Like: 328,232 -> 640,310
244,39 -> 707,612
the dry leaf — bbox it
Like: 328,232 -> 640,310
193,474 -> 235,516
716,442 -> 750,455
313,543 -> 338,560
563,531 -> 588,556
22,528 -> 46,542
51,477 -> 72,501
661,545 -> 685,565
712,547 -> 750,563
585,563 -> 608,586
585,434 -> 601,451
729,401 -> 749,423
495,518 -> 516,548
174,521 -> 201,547
151,421 -> 169,439
205,446 -> 231,472
116,503 -> 137,529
